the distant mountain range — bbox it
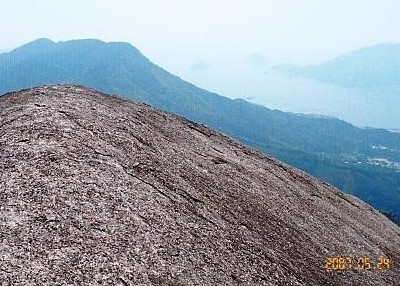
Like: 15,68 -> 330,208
1,38 -> 400,224
275,43 -> 400,88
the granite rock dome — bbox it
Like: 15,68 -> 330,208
0,85 -> 399,285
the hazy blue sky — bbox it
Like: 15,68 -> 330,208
1,0 -> 400,91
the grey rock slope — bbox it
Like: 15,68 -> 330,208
0,85 -> 399,286
3,38 -> 400,226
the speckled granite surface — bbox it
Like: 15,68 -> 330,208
0,85 -> 399,285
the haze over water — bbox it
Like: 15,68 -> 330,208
1,0 -> 400,130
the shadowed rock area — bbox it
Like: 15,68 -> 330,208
0,85 -> 399,285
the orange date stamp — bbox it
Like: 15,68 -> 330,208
324,256 -> 392,271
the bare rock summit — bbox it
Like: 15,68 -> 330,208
1,85 -> 399,285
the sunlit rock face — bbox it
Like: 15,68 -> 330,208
1,85 -> 399,285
